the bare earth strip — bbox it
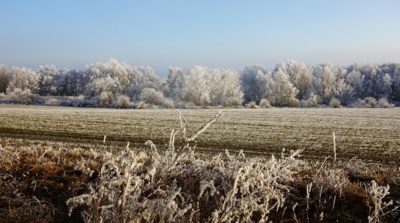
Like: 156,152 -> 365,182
0,104 -> 399,165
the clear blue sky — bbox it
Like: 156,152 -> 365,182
1,0 -> 399,75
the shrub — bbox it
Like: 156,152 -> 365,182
305,93 -> 319,108
377,98 -> 394,108
225,97 -> 243,107
8,88 -> 43,105
99,91 -> 114,106
246,101 -> 257,108
76,99 -> 94,107
259,98 -> 272,108
140,88 -> 166,106
9,88 -> 32,104
116,95 -> 130,109
351,97 -> 378,108
163,98 -> 176,108
46,98 -> 60,106
136,101 -> 147,109
365,97 -> 377,108
287,97 -> 301,107
329,98 -> 341,108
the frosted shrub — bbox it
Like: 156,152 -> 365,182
329,98 -> 341,108
140,88 -> 166,106
350,97 -> 382,108
246,101 -> 257,108
287,97 -> 301,107
377,98 -> 394,108
163,98 -> 175,108
225,97 -> 243,107
135,101 -> 147,109
259,98 -> 271,108
46,98 -> 60,106
354,97 -> 378,108
366,97 -> 377,108
10,88 -> 32,104
99,91 -> 114,106
305,93 -> 319,108
116,95 -> 130,108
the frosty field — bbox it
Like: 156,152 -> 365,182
0,104 -> 399,164
1,104 -> 400,222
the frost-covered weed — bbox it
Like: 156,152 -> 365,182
366,181 -> 399,223
66,110 -> 306,222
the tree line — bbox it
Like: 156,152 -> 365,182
0,59 -> 399,108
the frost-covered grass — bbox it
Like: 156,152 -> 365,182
0,110 -> 399,222
0,105 -> 399,164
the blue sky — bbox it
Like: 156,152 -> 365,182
0,0 -> 399,75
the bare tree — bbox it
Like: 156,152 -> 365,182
0,65 -> 9,93
239,65 -> 269,104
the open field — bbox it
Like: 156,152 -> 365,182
0,104 -> 399,164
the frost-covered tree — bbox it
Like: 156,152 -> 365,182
0,65 -> 9,93
345,68 -> 364,100
53,69 -> 88,96
347,63 -> 394,100
37,65 -> 58,96
166,67 -> 185,100
379,73 -> 393,99
85,58 -> 134,97
275,60 -> 313,100
335,77 -> 354,105
139,66 -> 164,91
90,75 -> 121,99
181,66 -> 243,106
127,66 -> 165,101
360,63 -> 381,99
209,68 -> 243,106
391,65 -> 400,101
266,68 -> 299,106
181,66 -> 211,106
312,64 -> 336,104
7,66 -> 39,94
312,63 -> 351,105
239,65 -> 269,104
84,59 -> 166,101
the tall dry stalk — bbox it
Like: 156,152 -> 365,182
333,132 -> 336,163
